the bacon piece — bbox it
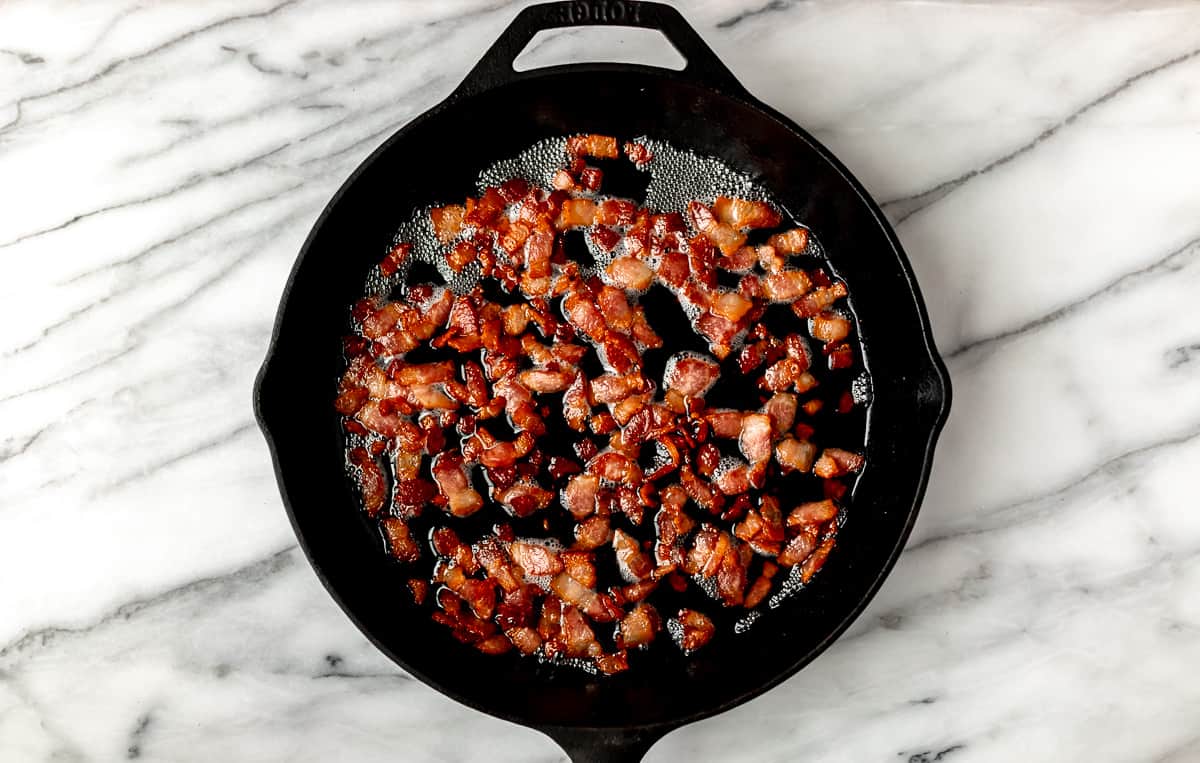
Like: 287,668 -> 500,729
551,573 -> 619,623
518,368 -> 574,394
509,541 -> 564,576
506,626 -> 542,655
465,187 -> 505,227
762,270 -> 812,302
393,478 -> 434,518
379,242 -> 411,277
430,205 -> 465,243
524,228 -> 554,279
574,514 -> 612,550
560,373 -> 591,433
618,603 -> 661,649
760,358 -> 816,393
717,245 -> 759,272
623,140 -> 653,166
587,452 -> 643,484
792,281 -> 849,318
594,198 -> 637,226
475,537 -> 523,593
763,392 -> 798,435
562,289 -> 608,341
738,413 -> 773,464
567,134 -> 619,159
778,524 -> 819,567
556,199 -> 596,229
496,479 -> 553,517
713,197 -> 781,230
380,517 -> 420,562
431,451 -> 483,517
672,609 -> 715,653
826,342 -> 854,370
557,603 -> 598,657
586,373 -> 639,406
604,256 -> 653,291
755,244 -> 785,274
391,361 -> 454,386
622,404 -> 676,445
688,201 -> 746,255
664,353 -> 720,398
814,448 -> 864,478
801,531 -> 836,583
597,285 -> 636,332
562,473 -> 600,518
768,227 -> 809,255
657,251 -> 690,287
446,239 -> 477,272
704,410 -> 744,440
711,291 -> 754,323
714,463 -> 753,496
716,544 -> 749,606
334,387 -> 369,415
349,447 -> 386,516
694,311 -> 739,357
811,310 -> 851,344
787,500 -> 839,528
552,169 -> 576,191
560,550 -> 596,588
613,529 -> 653,582
775,438 -> 818,473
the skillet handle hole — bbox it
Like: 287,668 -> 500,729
513,27 -> 687,72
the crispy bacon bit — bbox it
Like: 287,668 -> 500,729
811,311 -> 851,344
792,281 -> 849,318
763,393 -> 798,435
778,524 -> 819,567
713,197 -> 781,230
775,438 -> 818,473
431,451 -> 484,517
814,448 -> 865,478
430,205 -> 466,243
349,448 -> 386,516
762,270 -> 812,302
623,140 -> 653,166
380,517 -> 421,562
379,242 -> 411,277
801,531 -> 837,582
567,134 -> 619,159
618,603 -> 661,649
574,515 -> 612,550
788,500 -> 839,527
509,541 -> 564,576
608,256 -> 654,291
672,609 -> 715,653
827,342 -> 854,370
688,201 -> 746,255
613,529 -> 654,582
768,227 -> 809,255
664,353 -> 720,398
739,413 -> 773,464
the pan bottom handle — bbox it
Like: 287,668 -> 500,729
541,726 -> 669,763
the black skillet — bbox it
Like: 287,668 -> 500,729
254,2 -> 951,760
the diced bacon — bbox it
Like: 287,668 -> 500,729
590,373 -> 645,404
618,603 -> 661,649
574,514 -> 612,550
826,342 -> 855,370
680,468 -> 722,515
587,451 -> 643,484
380,517 -> 420,562
430,205 -> 465,243
379,242 -> 411,277
552,169 -> 576,191
431,451 -> 483,517
762,270 -> 812,301
788,500 -> 839,528
567,134 -> 619,159
519,368 -> 574,393
506,626 -> 542,655
558,603 -> 598,657
763,393 -> 797,434
792,281 -> 849,318
714,463 -> 753,496
613,529 -> 653,582
496,479 -> 553,517
623,140 -> 653,166
664,353 -> 720,398
705,409 -> 745,438
334,387 -> 369,416
717,245 -> 759,272
768,227 -> 809,255
756,244 -> 784,274
509,541 -> 564,576
446,239 -> 478,272
551,573 -> 618,623
597,285 -> 636,331
356,400 -> 404,438
811,310 -> 851,344
688,201 -> 746,255
361,302 -> 404,339
738,413 -> 773,464
595,198 -> 637,226
475,537 -> 523,593
775,438 -> 818,473
622,404 -> 676,445
562,373 -> 591,432
562,473 -> 600,518
760,358 -> 813,393
814,448 -> 865,478
778,524 -> 819,567
608,256 -> 654,291
524,228 -> 554,279
562,290 -> 608,340
744,574 -> 772,608
656,251 -> 690,286
716,545 -> 748,606
560,550 -> 596,588
556,199 -> 596,229
801,532 -> 836,583
711,291 -> 754,322
672,609 -> 715,653
713,197 -> 781,230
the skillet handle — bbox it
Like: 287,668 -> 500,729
541,725 -> 671,763
453,0 -> 746,99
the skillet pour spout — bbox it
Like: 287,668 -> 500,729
253,2 -> 951,762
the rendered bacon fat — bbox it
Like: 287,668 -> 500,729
336,134 -> 866,674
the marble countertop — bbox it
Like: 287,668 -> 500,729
3,0 -> 1199,760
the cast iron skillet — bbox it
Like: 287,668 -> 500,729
254,2 -> 951,760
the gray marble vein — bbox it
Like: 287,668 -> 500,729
1,0 -> 1199,761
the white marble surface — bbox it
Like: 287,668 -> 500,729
2,0 -> 1200,760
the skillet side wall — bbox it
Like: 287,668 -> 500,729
256,68 -> 947,729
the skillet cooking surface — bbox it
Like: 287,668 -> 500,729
255,2 -> 950,759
